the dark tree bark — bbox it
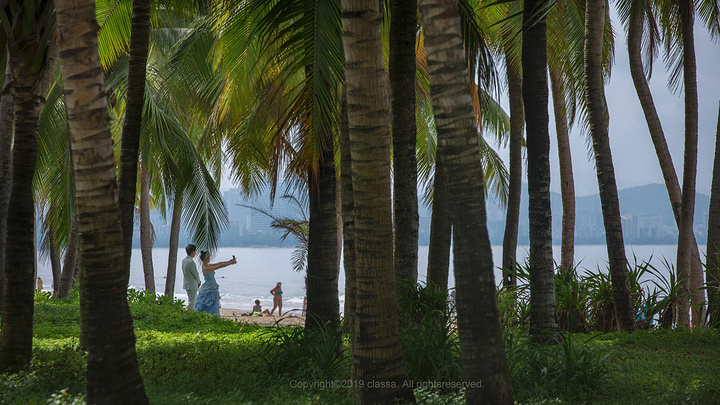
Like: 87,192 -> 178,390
48,230 -> 62,293
707,102 -> 720,328
675,0 -> 700,327
165,190 -> 183,297
55,217 -> 79,299
501,48 -> 523,288
0,65 -> 14,308
426,162 -> 451,292
339,86 -> 357,337
522,0 -> 559,337
119,0 -> 152,286
306,141 -> 340,332
420,0 -> 514,402
584,0 -> 636,332
390,0 -> 419,295
55,0 -> 149,401
139,161 -> 155,293
550,69 -> 575,273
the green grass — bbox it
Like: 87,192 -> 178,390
1,292 -> 719,404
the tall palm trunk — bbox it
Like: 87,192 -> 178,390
55,1 -> 149,402
340,0 -> 415,402
339,86 -> 357,336
139,161 -> 155,293
501,48 -> 524,288
420,0 -> 513,402
165,190 -> 183,297
0,41 -> 56,373
584,0 -> 636,332
522,0 -> 559,336
707,103 -> 720,327
0,69 -> 14,307
56,217 -> 79,299
49,229 -> 62,293
426,162 -> 451,292
306,143 -> 340,331
550,69 -> 575,273
390,0 -> 419,294
119,0 -> 152,286
675,0 -> 700,327
626,11 -> 705,326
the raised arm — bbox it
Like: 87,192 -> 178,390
203,257 -> 237,273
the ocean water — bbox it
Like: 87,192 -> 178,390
36,244 -> 705,312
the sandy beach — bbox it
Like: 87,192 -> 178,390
219,308 -> 305,327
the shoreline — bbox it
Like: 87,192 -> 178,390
219,308 -> 305,327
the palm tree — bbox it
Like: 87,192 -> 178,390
0,3 -> 57,373
339,86 -> 357,335
54,0 -> 149,401
340,0 -> 415,402
139,160 -> 156,292
390,0 -> 419,294
418,0 -> 514,402
0,61 -> 13,308
522,0 -> 559,336
584,0 -> 636,332
707,103 -> 720,327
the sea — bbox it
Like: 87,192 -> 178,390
35,244 -> 706,312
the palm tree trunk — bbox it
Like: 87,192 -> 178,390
420,0 -> 514,402
119,0 -> 152,286
140,161 -> 155,293
55,1 -> 149,402
165,190 -> 183,297
340,1 -> 415,402
339,86 -> 357,336
522,0 -> 559,337
675,1 -> 700,327
306,142 -> 340,331
501,49 -> 523,288
426,162 -> 451,292
390,0 -> 419,295
550,69 -> 575,273
584,0 -> 636,332
707,102 -> 720,327
48,229 -> 62,293
56,216 -> 79,299
0,68 -> 14,307
626,11 -> 705,326
0,40 -> 56,373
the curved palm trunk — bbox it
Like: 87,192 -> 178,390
627,12 -> 704,326
0,71 -> 14,307
306,143 -> 340,331
119,0 -> 152,286
49,230 -> 62,293
390,0 -> 419,295
139,162 -> 155,293
426,162 -> 451,292
522,0 -> 559,337
550,69 -> 575,273
501,50 -> 524,288
56,217 -> 79,299
675,2 -> 700,327
420,0 -> 513,402
0,41 -> 56,373
340,1 -> 415,402
55,1 -> 149,402
584,0 -> 636,332
165,190 -> 183,297
339,86 -> 357,336
707,103 -> 720,327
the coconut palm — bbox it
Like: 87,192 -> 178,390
0,61 -> 13,308
54,0 -> 149,401
708,103 -> 720,327
419,0 -> 514,402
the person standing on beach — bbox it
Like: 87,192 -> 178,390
182,244 -> 202,310
270,282 -> 283,316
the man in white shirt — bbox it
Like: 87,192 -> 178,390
182,244 -> 202,310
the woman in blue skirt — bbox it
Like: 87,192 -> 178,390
194,250 -> 237,316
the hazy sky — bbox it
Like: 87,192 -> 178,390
529,10 -> 720,197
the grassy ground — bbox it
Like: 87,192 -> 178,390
1,292 -> 718,404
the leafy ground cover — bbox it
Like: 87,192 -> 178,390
1,291 -> 718,404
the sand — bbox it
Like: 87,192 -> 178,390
219,308 -> 305,327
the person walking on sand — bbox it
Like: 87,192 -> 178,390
194,250 -> 237,316
270,282 -> 283,316
182,244 -> 202,310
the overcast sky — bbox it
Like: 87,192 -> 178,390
530,10 -> 720,197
